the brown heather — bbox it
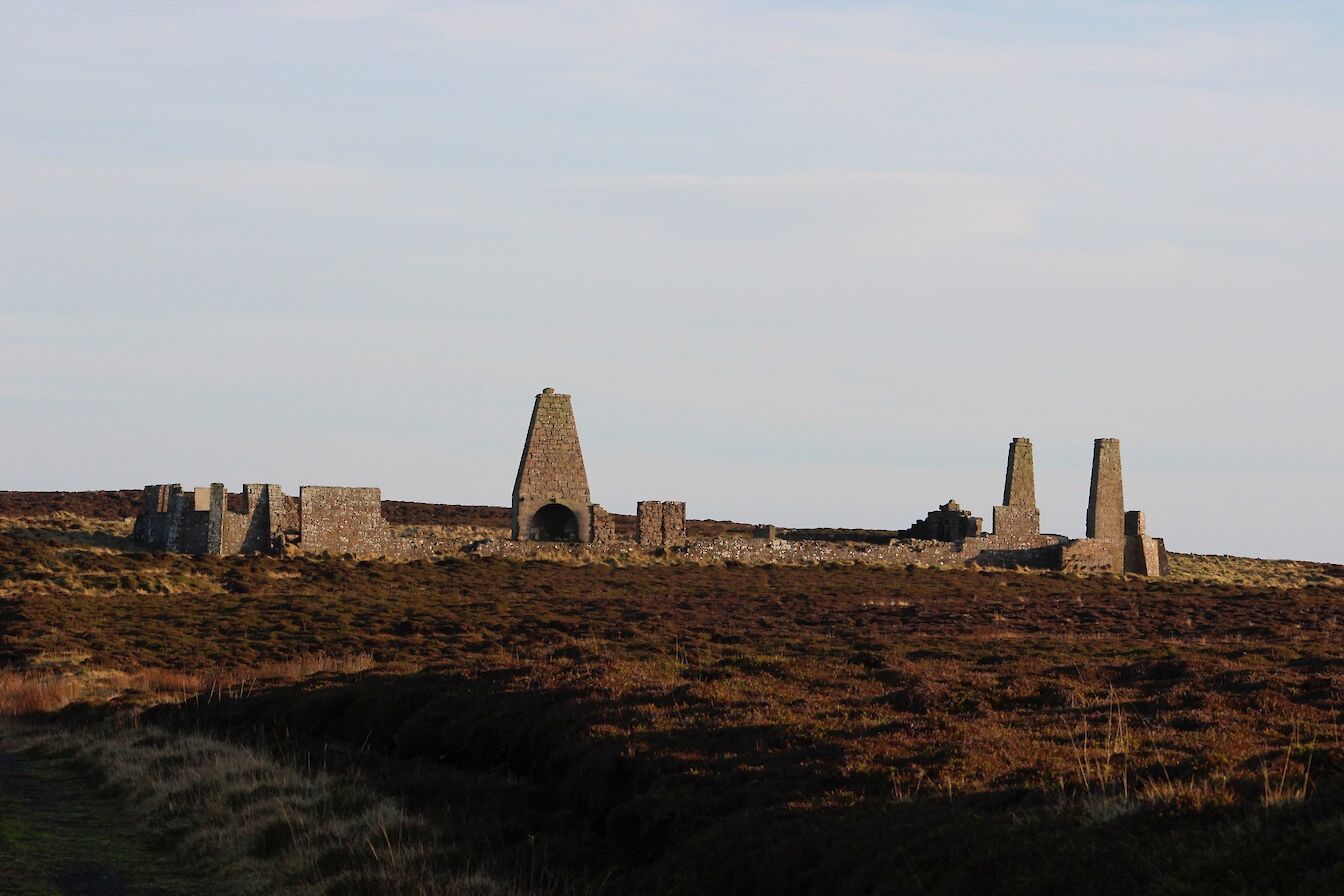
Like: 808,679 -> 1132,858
3,513 -> 1344,894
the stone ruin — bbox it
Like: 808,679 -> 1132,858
510,387 -> 687,549
903,500 -> 982,541
132,483 -> 418,559
129,387 -> 1168,574
1056,438 -> 1170,575
135,387 -> 693,559
950,436 -> 1168,576
133,483 -> 294,555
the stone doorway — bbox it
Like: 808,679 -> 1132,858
529,503 -> 580,542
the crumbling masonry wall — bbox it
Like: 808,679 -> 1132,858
637,501 -> 687,548
904,500 -> 982,541
134,483 -> 294,556
132,484 -> 180,546
589,504 -> 616,546
512,388 -> 592,542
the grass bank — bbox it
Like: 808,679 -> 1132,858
0,719 -> 518,896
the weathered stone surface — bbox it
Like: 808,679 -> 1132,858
1125,510 -> 1146,537
662,501 -> 687,548
637,501 -> 687,548
512,388 -> 593,542
753,524 -> 778,540
299,486 -> 409,558
589,503 -> 616,545
636,501 -> 663,546
132,484 -> 181,548
136,482 -> 299,556
1086,438 -> 1125,542
992,505 -> 1041,539
1059,538 -> 1123,574
1124,534 -> 1162,576
1003,437 -> 1036,507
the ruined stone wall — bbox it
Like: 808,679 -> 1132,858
636,501 -> 663,546
132,484 -> 181,549
589,504 -> 616,545
1086,438 -> 1125,541
166,489 -> 212,555
137,483 -> 297,556
636,501 -> 687,548
299,486 -> 412,558
1124,536 -> 1163,576
907,500 -> 982,541
512,388 -> 592,541
1059,538 -> 1123,574
205,484 -> 226,555
219,484 -> 293,554
662,501 -> 687,548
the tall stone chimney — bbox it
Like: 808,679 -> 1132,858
992,437 -> 1040,539
1086,438 -> 1125,541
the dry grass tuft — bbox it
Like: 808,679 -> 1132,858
0,673 -> 83,715
0,652 -> 381,716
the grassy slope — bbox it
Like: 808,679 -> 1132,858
4,518 -> 1344,893
0,720 -> 516,896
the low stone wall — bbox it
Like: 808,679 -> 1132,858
1060,538 -> 1123,574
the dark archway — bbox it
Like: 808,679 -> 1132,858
529,503 -> 580,542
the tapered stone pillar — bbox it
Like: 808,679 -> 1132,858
992,437 -> 1040,539
1086,438 -> 1125,541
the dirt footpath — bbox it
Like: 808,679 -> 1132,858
0,749 -> 214,896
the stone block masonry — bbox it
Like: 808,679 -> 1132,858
589,504 -> 616,545
637,501 -> 687,548
132,484 -> 180,547
1059,538 -> 1123,574
134,482 -> 408,558
512,388 -> 593,542
298,487 -> 410,558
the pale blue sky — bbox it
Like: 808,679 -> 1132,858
3,2 -> 1342,561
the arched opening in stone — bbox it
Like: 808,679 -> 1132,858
529,503 -> 580,542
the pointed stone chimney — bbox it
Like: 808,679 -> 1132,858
512,387 -> 592,541
992,437 -> 1040,539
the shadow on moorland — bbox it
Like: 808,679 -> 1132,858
34,668 -> 1329,896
